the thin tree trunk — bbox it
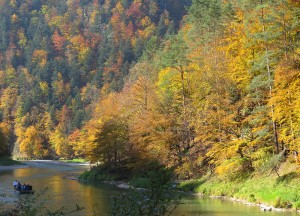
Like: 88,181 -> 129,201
261,0 -> 279,153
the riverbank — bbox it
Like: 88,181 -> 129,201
79,161 -> 300,213
101,177 -> 300,213
0,156 -> 23,166
0,157 -> 26,171
178,162 -> 300,212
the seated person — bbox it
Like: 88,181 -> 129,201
13,180 -> 18,189
16,182 -> 22,190
25,184 -> 29,190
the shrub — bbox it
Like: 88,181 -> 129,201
110,168 -> 182,216
249,194 -> 256,202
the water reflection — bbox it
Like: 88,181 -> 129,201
0,163 -> 298,216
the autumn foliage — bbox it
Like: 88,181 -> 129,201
0,0 -> 299,180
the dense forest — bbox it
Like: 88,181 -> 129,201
0,0 -> 299,180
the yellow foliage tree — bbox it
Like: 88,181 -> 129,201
19,126 -> 48,158
32,50 -> 48,68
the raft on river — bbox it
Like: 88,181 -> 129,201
15,188 -> 35,194
14,184 -> 35,194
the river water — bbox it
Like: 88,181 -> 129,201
0,161 -> 298,216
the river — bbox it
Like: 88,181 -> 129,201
0,161 -> 298,216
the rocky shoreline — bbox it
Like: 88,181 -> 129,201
208,195 -> 298,213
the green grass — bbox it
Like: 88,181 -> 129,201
178,169 -> 300,210
0,156 -> 23,166
178,179 -> 207,193
59,158 -> 87,163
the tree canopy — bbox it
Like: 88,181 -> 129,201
0,0 -> 299,180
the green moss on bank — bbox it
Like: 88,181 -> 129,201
0,156 -> 23,166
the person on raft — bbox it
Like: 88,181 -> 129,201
13,180 -> 18,189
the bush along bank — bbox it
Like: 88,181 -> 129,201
79,162 -> 168,185
178,162 -> 300,212
79,164 -> 134,182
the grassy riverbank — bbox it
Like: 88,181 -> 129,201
0,156 -> 23,166
178,162 -> 300,210
79,160 -> 300,210
59,158 -> 87,163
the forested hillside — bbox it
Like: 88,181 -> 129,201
0,0 -> 300,180
0,0 -> 188,157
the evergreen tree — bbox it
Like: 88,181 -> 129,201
0,17 -> 8,52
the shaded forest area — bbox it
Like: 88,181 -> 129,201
0,0 -> 300,180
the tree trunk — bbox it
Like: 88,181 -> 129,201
261,0 -> 279,153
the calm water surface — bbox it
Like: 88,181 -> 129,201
0,161 -> 298,216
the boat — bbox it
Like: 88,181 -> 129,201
14,184 -> 34,194
15,188 -> 35,194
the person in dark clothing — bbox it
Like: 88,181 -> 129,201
16,182 -> 22,190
